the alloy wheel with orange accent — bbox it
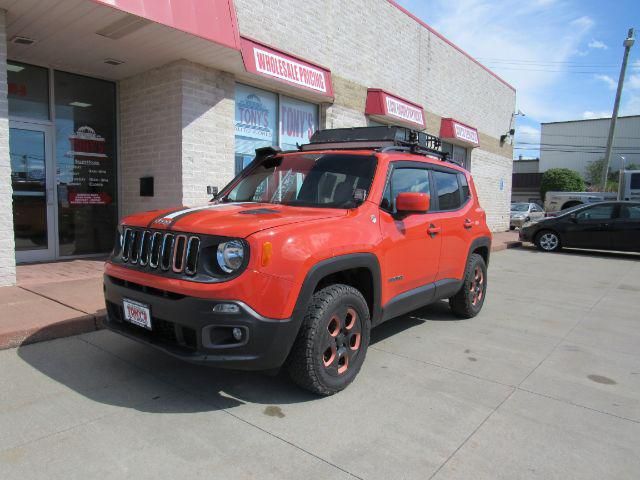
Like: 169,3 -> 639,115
449,253 -> 487,318
287,284 -> 370,396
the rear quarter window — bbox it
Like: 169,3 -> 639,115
433,170 -> 462,210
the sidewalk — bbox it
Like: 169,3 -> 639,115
0,258 -> 106,350
0,233 -> 521,350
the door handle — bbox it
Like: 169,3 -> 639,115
464,218 -> 473,229
428,224 -> 441,237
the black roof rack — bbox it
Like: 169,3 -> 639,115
299,126 -> 453,163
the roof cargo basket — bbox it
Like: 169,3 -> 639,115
299,126 -> 450,162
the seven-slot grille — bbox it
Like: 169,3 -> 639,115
121,228 -> 200,275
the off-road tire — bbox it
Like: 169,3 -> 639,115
535,230 -> 561,252
449,253 -> 487,319
287,284 -> 370,396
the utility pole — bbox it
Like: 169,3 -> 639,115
600,28 -> 635,193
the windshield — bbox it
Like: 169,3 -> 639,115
222,153 -> 377,208
511,203 -> 529,212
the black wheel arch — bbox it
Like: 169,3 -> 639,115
468,236 -> 491,267
292,253 -> 382,327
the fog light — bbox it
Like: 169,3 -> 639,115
212,303 -> 240,314
232,327 -> 243,341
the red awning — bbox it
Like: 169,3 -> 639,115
240,37 -> 334,99
439,118 -> 479,147
365,89 -> 425,129
91,0 -> 241,50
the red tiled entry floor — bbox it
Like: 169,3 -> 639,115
17,257 -> 106,286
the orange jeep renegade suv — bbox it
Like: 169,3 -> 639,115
104,127 -> 491,395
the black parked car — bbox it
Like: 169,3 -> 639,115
519,201 -> 640,253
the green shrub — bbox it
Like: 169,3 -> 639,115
540,168 -> 585,201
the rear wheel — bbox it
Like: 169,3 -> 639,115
287,284 -> 370,396
449,253 -> 487,318
535,230 -> 561,252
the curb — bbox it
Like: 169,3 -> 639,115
0,313 -> 105,351
492,241 -> 522,252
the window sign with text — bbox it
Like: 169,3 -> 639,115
279,96 -> 318,151
235,84 -> 277,172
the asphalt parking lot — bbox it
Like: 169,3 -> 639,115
1,247 -> 639,479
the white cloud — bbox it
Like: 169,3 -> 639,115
582,111 -> 610,119
633,60 -> 640,71
594,74 -> 617,90
628,74 -> 640,90
416,0 -> 595,121
587,39 -> 608,50
517,125 -> 541,139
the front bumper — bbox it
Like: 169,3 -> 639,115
103,274 -> 301,370
518,226 -> 536,242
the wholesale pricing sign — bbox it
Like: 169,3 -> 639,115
241,37 -> 333,98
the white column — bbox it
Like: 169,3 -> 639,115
0,9 -> 16,286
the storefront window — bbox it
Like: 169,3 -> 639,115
234,84 -> 318,173
235,84 -> 277,173
54,71 -> 117,256
442,142 -> 469,170
7,61 -> 50,120
279,96 -> 318,151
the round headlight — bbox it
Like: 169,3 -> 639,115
216,240 -> 245,273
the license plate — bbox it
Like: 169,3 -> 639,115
123,299 -> 152,330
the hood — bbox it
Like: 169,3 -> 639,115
120,202 -> 348,238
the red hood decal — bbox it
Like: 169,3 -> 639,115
121,203 -> 347,237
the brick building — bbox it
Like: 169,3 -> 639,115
0,0 -> 516,286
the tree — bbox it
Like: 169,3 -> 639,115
585,158 -> 640,192
540,168 -> 585,201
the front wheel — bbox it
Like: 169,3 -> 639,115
287,284 -> 370,396
535,230 -> 561,252
449,253 -> 487,318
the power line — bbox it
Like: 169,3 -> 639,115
517,133 -> 640,140
516,142 -> 639,148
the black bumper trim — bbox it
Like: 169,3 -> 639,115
103,275 -> 301,370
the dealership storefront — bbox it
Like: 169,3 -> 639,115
0,0 -> 516,286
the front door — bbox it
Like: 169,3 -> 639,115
563,203 -> 617,250
379,163 -> 441,302
9,122 -> 56,262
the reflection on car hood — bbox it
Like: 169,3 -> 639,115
120,202 -> 347,237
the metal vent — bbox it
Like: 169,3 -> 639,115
119,229 -> 200,276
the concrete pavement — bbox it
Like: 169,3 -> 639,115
1,247 -> 639,479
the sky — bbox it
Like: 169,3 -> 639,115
395,0 -> 640,159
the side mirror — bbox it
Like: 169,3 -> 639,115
207,185 -> 219,197
569,212 -> 577,222
396,192 -> 430,214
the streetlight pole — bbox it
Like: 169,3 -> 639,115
600,28 -> 635,193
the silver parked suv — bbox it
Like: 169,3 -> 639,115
510,202 -> 544,230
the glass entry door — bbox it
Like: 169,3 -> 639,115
10,122 -> 56,262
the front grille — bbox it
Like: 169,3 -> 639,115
121,228 -> 200,275
106,300 -> 198,352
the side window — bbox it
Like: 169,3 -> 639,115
630,173 -> 640,190
620,204 -> 640,219
575,204 -> 616,221
433,170 -> 462,210
459,173 -> 470,202
381,167 -> 430,212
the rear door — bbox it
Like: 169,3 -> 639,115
610,203 -> 640,251
430,168 -> 474,281
562,203 -> 618,250
378,162 -> 442,300
530,203 -> 545,221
